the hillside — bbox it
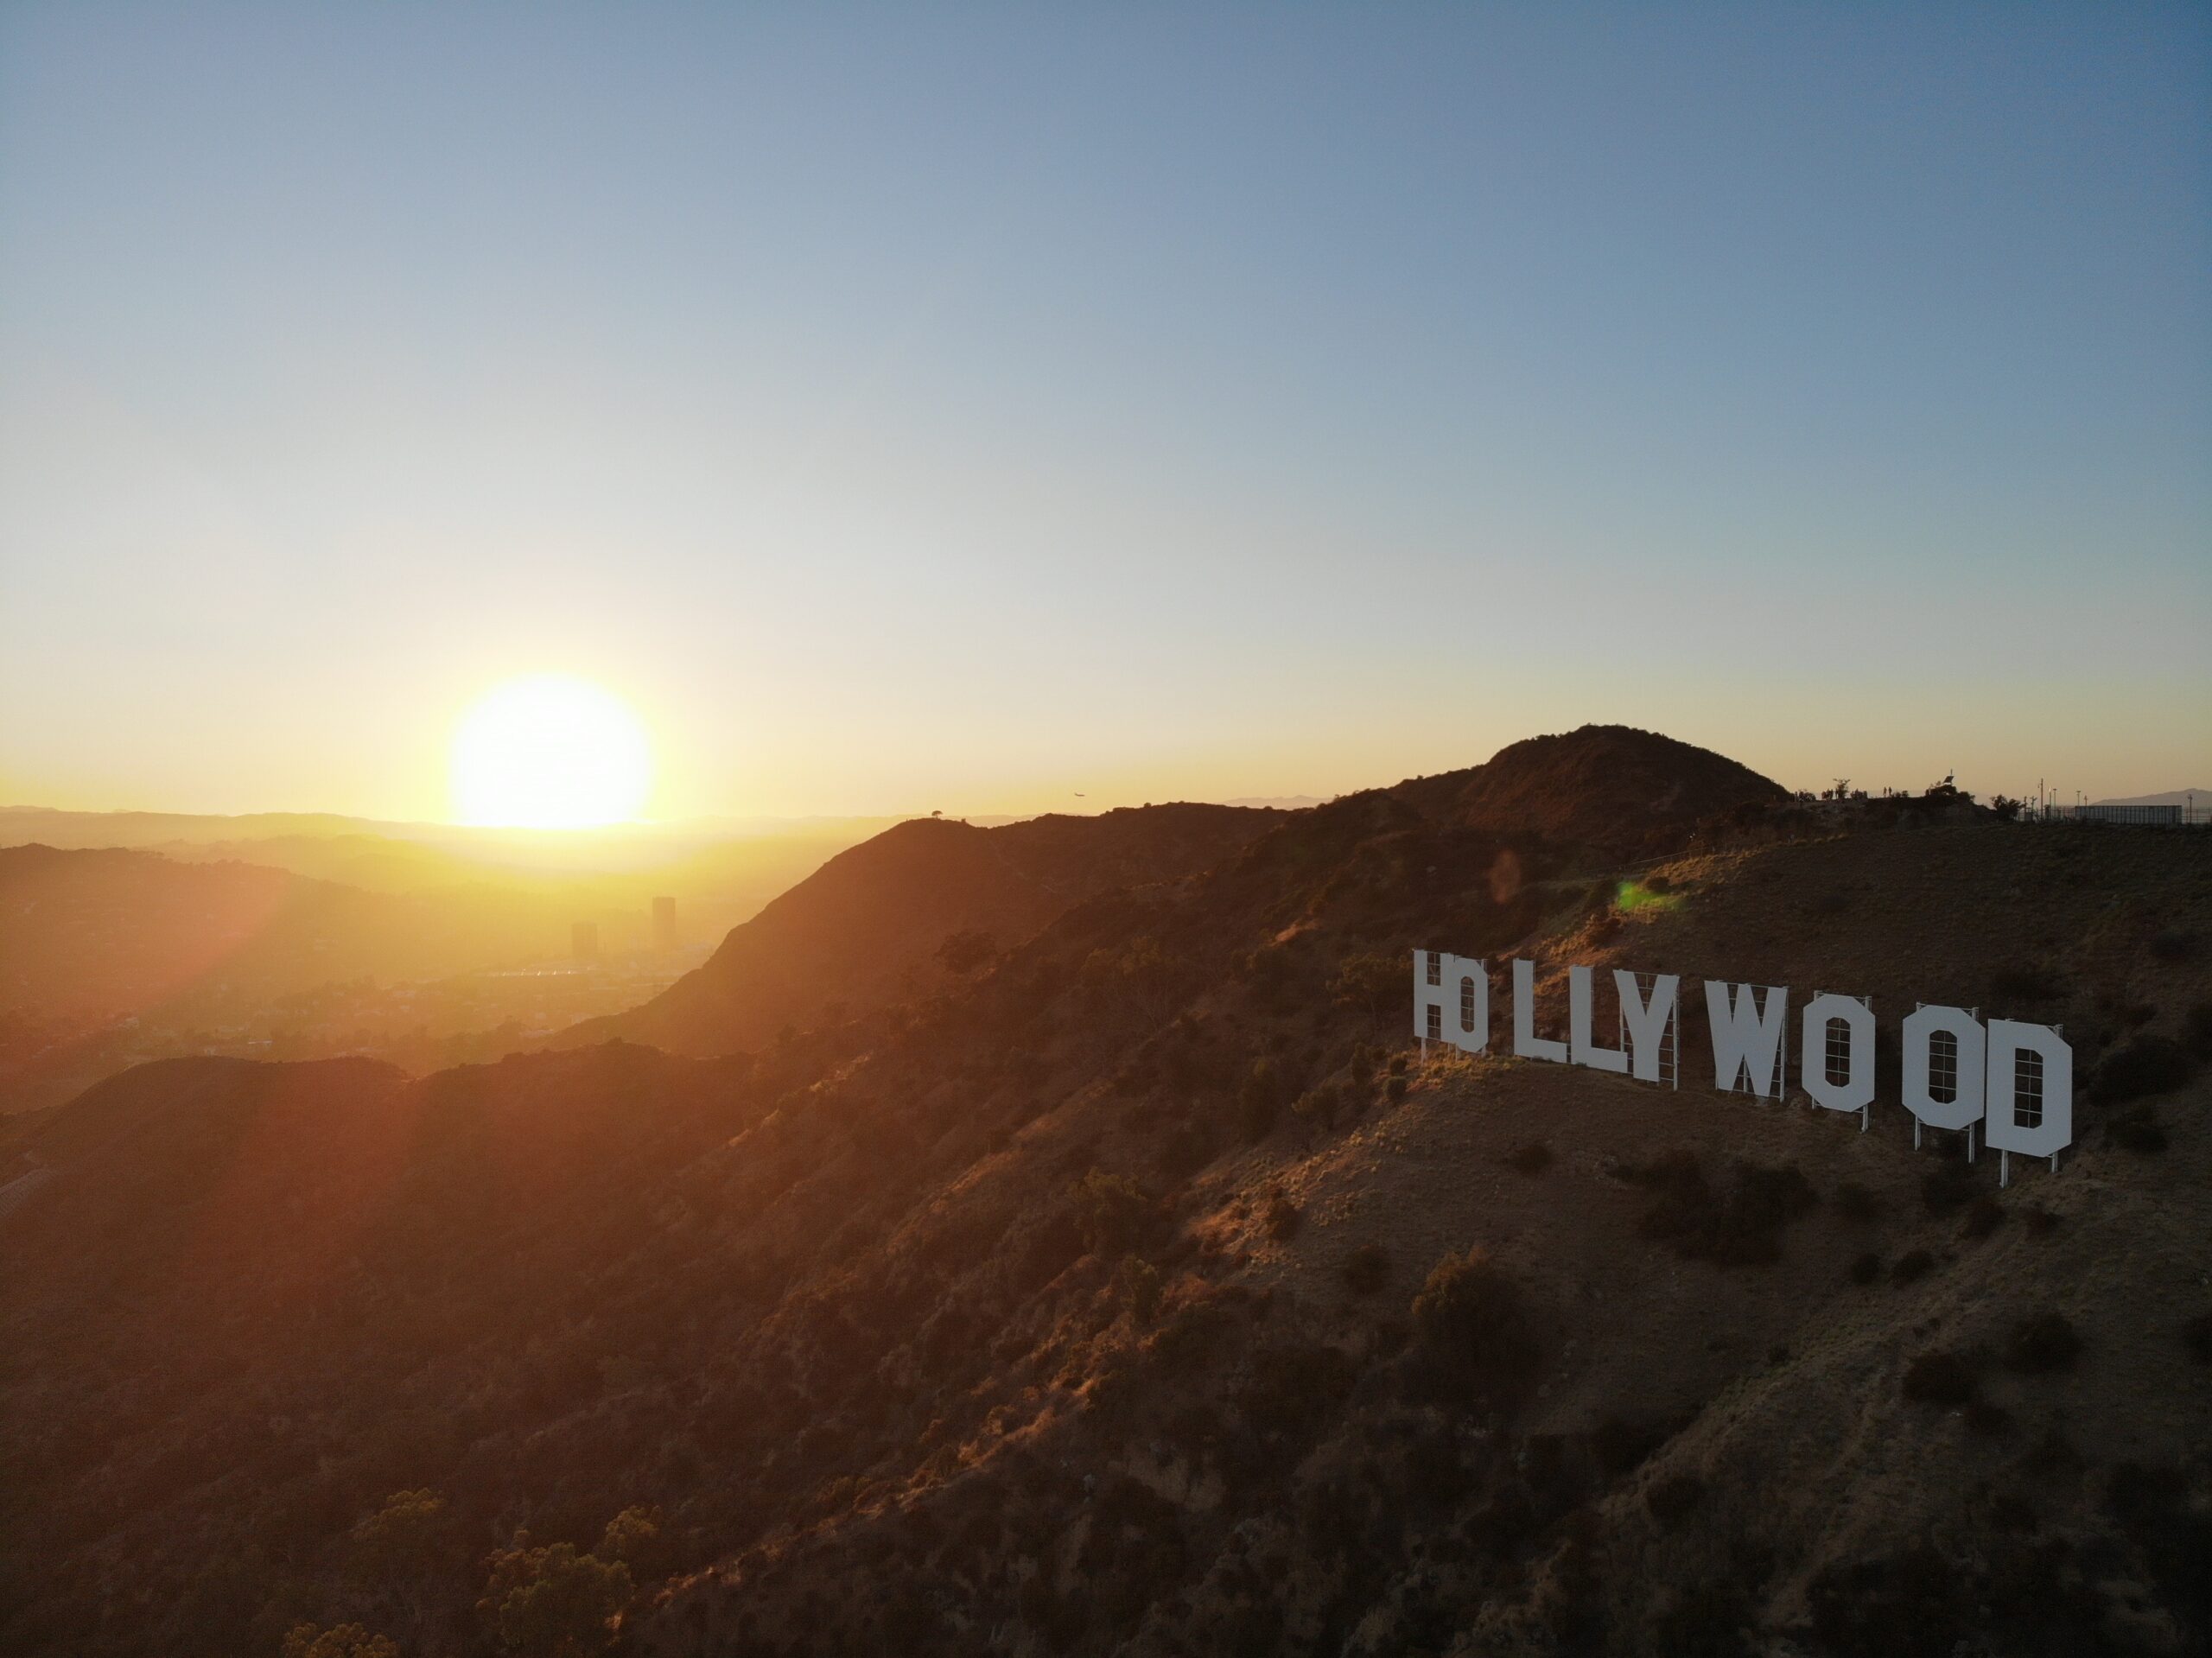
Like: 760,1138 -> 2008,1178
0,846 -> 579,1020
0,843 -> 772,1119
2,728 -> 2207,1658
556,803 -> 1287,1056
1389,724 -> 1792,859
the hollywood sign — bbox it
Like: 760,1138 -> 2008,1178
1413,953 -> 2072,1182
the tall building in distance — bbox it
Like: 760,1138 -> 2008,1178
652,895 -> 678,954
571,920 -> 600,963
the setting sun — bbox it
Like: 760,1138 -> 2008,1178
449,675 -> 653,828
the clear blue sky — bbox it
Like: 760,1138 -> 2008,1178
2,3 -> 2206,818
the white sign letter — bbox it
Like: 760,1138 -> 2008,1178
1412,950 -> 1488,1054
1569,965 -> 1628,1074
1900,1004 -> 1985,1133
1984,1020 -> 2072,1159
1617,970 -> 1680,1084
1512,958 -> 1567,1064
1705,981 -> 1789,1098
1802,993 -> 1877,1115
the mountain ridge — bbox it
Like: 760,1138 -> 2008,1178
3,725 -> 2205,1658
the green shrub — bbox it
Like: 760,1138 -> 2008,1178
1808,1547 -> 1964,1658
2107,1109 -> 2169,1153
1121,1256 -> 1161,1325
1503,1140 -> 1553,1175
1592,1416 -> 1664,1478
1075,1169 -> 1155,1255
2091,1037 -> 2196,1105
1293,1083 -> 1341,1132
349,1488 -> 450,1584
1408,1247 -> 1538,1405
2185,1312 -> 2212,1366
1966,1400 -> 2013,1438
1891,1249 -> 1936,1286
2185,1001 -> 2212,1060
1645,1472 -> 1707,1527
1921,1165 -> 1977,1216
1342,1243 -> 1391,1296
1902,1351 -> 1975,1406
283,1627 -> 399,1658
1627,1154 -> 1815,1267
1263,1192 -> 1302,1242
478,1538 -> 632,1658
1834,1181 -> 1881,1222
2149,929 -> 2197,964
1238,1059 -> 1284,1140
2003,1312 -> 2082,1375
1990,964 -> 2064,1004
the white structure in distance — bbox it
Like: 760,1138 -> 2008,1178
1413,952 -> 2070,1182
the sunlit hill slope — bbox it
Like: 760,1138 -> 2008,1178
2,726 -> 2207,1658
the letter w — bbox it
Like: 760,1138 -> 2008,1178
1705,981 -> 1788,1098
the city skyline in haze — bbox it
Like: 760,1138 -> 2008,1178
3,3 -> 2207,821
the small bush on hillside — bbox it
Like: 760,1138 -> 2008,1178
1592,1416 -> 1665,1478
2003,1312 -> 2082,1375
1834,1181 -> 1882,1222
1332,955 -> 1404,1026
2185,1001 -> 2212,1060
1652,1580 -> 1752,1657
1155,1119 -> 1221,1181
2105,997 -> 2158,1030
1921,1165 -> 1977,1217
1121,1256 -> 1161,1324
1808,1547 -> 1964,1658
1990,963 -> 2064,1004
1387,1054 -> 1408,1078
1626,1153 -> 1816,1266
2149,928 -> 2198,964
1293,1083 -> 1341,1132
1408,1247 -> 1539,1406
1150,1304 -> 1232,1375
1385,1075 -> 1409,1103
478,1538 -> 632,1658
2091,1036 -> 2196,1105
1961,1197 -> 2006,1240
1645,1472 -> 1707,1528
2184,1312 -> 2212,1366
1965,1399 -> 2013,1438
1503,1140 -> 1553,1175
1238,1059 -> 1285,1141
1075,1170 -> 1155,1255
1849,1252 -> 1882,1286
1343,1244 -> 1391,1296
283,1627 -> 398,1658
1235,1342 -> 1357,1445
349,1488 -> 450,1584
2107,1109 -> 2168,1154
1891,1249 -> 1936,1286
1902,1351 -> 1976,1407
1263,1191 -> 1302,1242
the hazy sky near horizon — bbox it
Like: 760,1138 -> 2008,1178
3,3 -> 2207,820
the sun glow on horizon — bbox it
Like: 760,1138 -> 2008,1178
449,676 -> 653,829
